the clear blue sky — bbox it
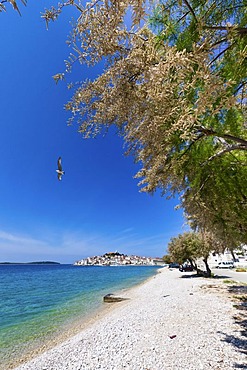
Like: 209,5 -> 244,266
0,1 -> 187,263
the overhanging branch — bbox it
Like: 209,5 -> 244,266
183,0 -> 197,22
204,25 -> 247,35
197,126 -> 247,148
207,144 -> 247,162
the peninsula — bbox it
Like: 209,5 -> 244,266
74,251 -> 164,266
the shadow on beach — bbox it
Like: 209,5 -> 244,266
220,283 -> 247,368
179,272 -> 221,279
212,274 -> 233,279
179,273 -> 202,279
178,270 -> 232,280
180,272 -> 239,280
179,271 -> 247,367
178,272 -> 247,368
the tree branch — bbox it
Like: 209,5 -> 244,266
197,126 -> 247,148
178,133 -> 205,160
210,37 -> 228,48
0,0 -> 27,15
177,10 -> 190,24
204,25 -> 247,35
208,43 -> 234,65
183,0 -> 197,22
234,81 -> 247,95
223,5 -> 247,15
206,144 -> 247,163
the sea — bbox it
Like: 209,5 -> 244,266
0,264 -> 160,369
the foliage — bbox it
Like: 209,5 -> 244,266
0,0 -> 26,15
236,268 -> 247,272
168,232 -> 201,264
168,231 -> 225,275
162,254 -> 172,264
150,0 -> 247,245
223,279 -> 237,284
182,153 -> 247,245
60,1 -> 247,245
4,0 -> 247,245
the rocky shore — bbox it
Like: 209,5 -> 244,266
13,268 -> 246,370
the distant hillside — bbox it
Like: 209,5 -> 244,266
75,252 -> 164,266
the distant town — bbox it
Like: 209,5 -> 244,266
74,251 -> 164,266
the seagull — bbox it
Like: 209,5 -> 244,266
56,157 -> 65,181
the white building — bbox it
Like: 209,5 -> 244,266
196,245 -> 247,270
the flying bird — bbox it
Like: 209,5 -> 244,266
56,157 -> 65,181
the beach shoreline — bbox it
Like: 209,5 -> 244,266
12,267 -> 246,370
5,268 -> 161,370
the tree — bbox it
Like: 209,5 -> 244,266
149,0 -> 247,245
196,231 -> 225,277
162,254 -> 172,264
61,0 -> 246,245
168,231 -> 224,277
0,0 -> 26,15
5,0 -> 247,244
168,232 -> 201,269
181,152 -> 247,246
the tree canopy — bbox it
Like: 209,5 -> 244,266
168,232 -> 202,265
3,0 -> 247,246
168,230 -> 225,276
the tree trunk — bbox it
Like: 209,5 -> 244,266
203,256 -> 211,277
230,249 -> 237,262
189,258 -> 197,270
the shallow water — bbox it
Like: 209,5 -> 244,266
0,264 -> 159,368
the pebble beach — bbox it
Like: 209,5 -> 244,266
13,268 -> 246,370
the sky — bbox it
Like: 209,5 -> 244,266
0,1 -> 188,263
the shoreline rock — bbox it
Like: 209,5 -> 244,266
103,294 -> 129,303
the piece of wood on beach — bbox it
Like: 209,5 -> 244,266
103,294 -> 129,303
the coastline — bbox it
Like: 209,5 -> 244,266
12,268 -> 246,370
5,267 -> 160,370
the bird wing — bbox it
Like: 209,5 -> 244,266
57,157 -> 62,171
57,173 -> 62,181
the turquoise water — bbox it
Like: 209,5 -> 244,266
0,264 -> 159,368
